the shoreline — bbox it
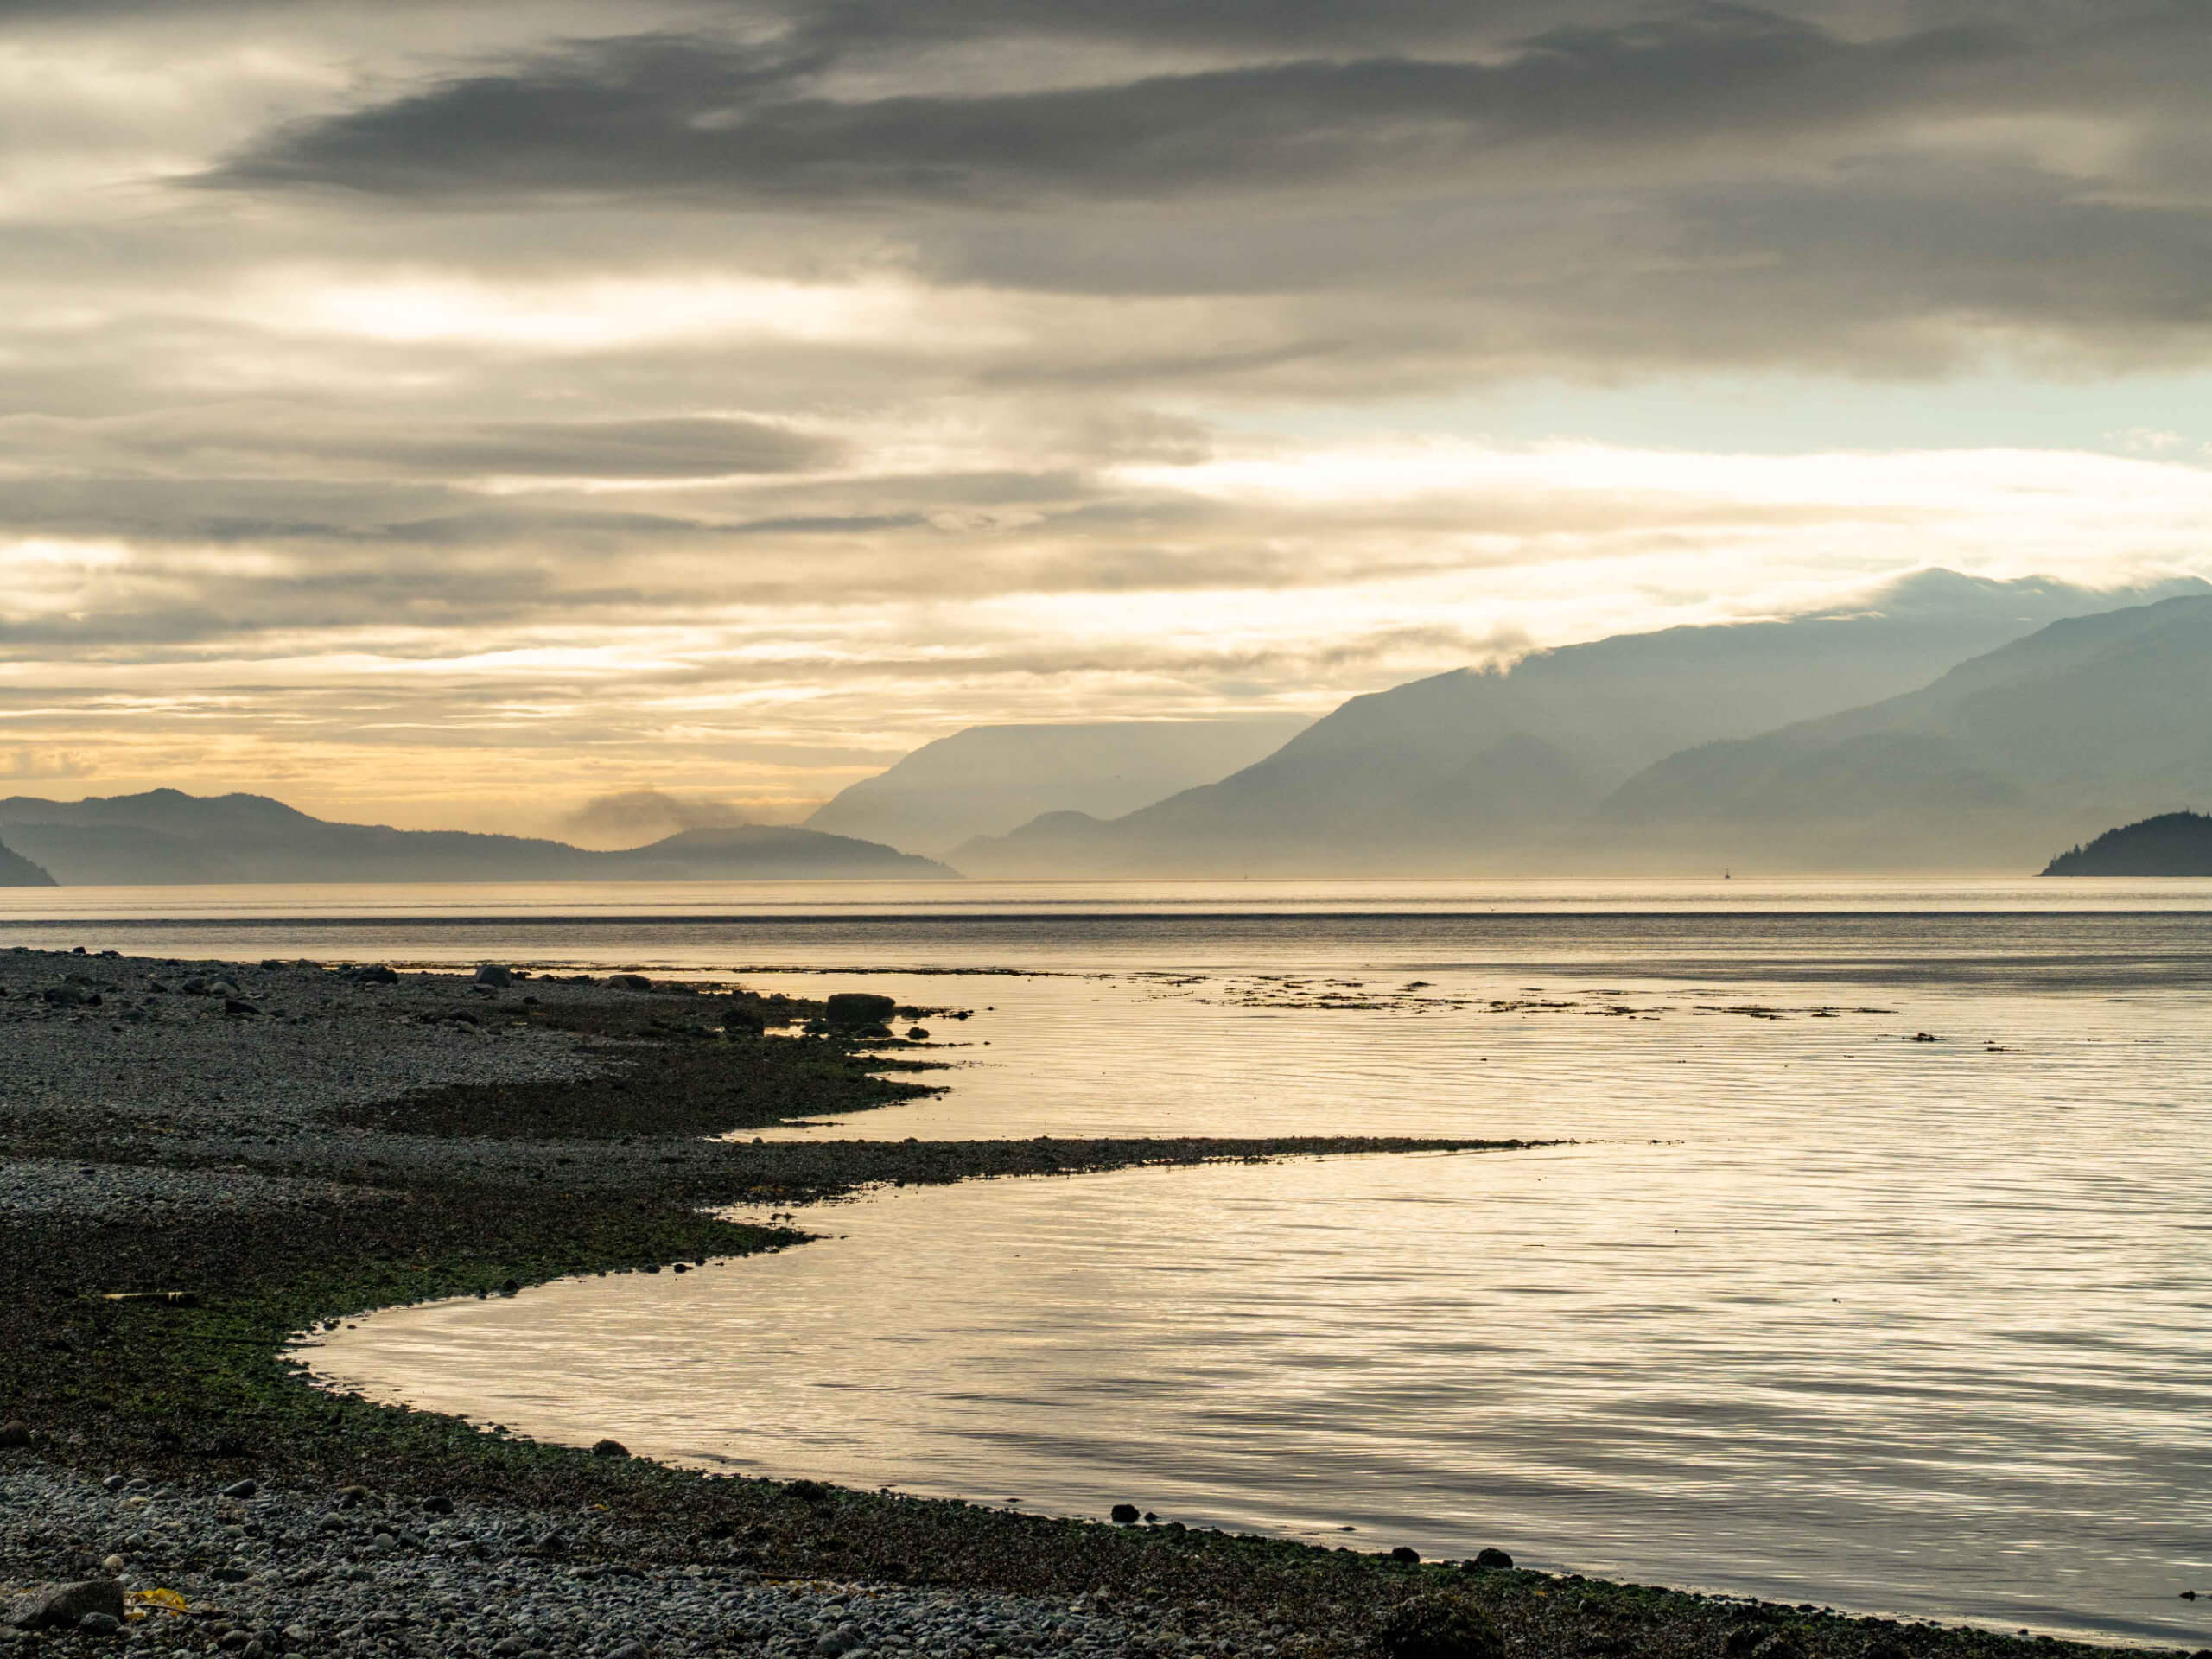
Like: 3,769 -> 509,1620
0,945 -> 2194,1659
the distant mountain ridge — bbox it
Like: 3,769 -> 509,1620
1604,594 -> 2212,869
957,570 -> 2209,875
0,789 -> 952,885
2044,813 -> 2212,877
0,835 -> 54,887
804,715 -> 1313,857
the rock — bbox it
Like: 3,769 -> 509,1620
1373,1594 -> 1507,1659
9,1580 -> 125,1631
0,1421 -> 30,1449
420,1495 -> 454,1515
591,1439 -> 629,1459
1391,1546 -> 1421,1564
334,1484 -> 371,1507
474,964 -> 513,988
906,1027 -> 930,1040
493,1639 -> 527,1656
1471,1548 -> 1514,1569
99,1557 -> 124,1574
1109,1504 -> 1140,1525
78,1612 -> 122,1637
347,964 -> 400,984
41,985 -> 91,1007
607,1644 -> 648,1659
499,1279 -> 521,1297
784,1478 -> 829,1503
221,1478 -> 258,1499
609,974 -> 653,991
823,993 -> 897,1028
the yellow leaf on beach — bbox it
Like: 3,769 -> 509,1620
131,1588 -> 189,1614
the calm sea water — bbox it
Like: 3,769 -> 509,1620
8,880 -> 2210,1644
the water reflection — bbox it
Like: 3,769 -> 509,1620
313,921 -> 2212,1646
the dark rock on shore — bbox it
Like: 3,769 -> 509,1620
6,1578 -> 124,1631
825,992 -> 898,1027
1375,1592 -> 1507,1659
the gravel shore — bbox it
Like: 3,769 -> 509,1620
1,1462 -> 1137,1659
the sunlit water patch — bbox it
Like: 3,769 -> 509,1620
298,902 -> 2212,1646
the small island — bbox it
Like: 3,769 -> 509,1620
2042,811 -> 2212,875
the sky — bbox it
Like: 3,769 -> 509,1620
6,0 -> 2212,837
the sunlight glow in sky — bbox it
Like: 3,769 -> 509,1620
4,1 -> 2212,832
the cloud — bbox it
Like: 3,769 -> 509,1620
206,12 -> 2024,207
557,787 -> 754,846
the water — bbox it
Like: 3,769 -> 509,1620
8,880 -> 2211,1643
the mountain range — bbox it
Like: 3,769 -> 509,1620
1605,594 -> 2212,870
804,716 -> 1313,858
954,570 -> 2209,875
0,791 -> 950,886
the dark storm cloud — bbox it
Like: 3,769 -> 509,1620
207,10 -> 2024,205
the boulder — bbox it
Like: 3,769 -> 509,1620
823,993 -> 897,1028
1109,1503 -> 1140,1524
591,1439 -> 629,1459
8,1580 -> 125,1631
1471,1548 -> 1514,1570
474,964 -> 513,988
1373,1594 -> 1507,1659
609,974 -> 653,991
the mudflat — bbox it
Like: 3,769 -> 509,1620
0,947 -> 2170,1659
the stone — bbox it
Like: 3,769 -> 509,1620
906,1027 -> 930,1040
1109,1504 -> 1140,1525
823,993 -> 897,1028
420,1495 -> 454,1515
0,1422 -> 30,1449
1391,1546 -> 1421,1564
9,1580 -> 125,1632
99,1557 -> 124,1575
1471,1548 -> 1514,1570
474,964 -> 513,988
606,1644 -> 648,1659
347,964 -> 399,985
221,1478 -> 258,1499
1373,1595 -> 1507,1659
591,1439 -> 629,1459
609,974 -> 653,991
78,1613 -> 122,1637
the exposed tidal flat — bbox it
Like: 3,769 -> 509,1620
1,887 -> 2209,1659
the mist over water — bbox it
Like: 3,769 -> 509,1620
11,881 -> 2209,1644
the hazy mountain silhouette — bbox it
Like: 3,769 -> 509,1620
0,835 -> 54,887
1602,594 -> 2212,870
2044,812 -> 2212,877
957,571 -> 2207,875
0,789 -> 951,885
804,716 -> 1313,857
